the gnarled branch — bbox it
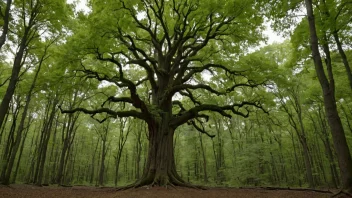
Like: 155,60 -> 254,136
170,101 -> 267,127
58,105 -> 145,120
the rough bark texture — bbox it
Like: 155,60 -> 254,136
304,0 -> 352,191
132,122 -> 184,187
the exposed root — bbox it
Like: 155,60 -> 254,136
166,182 -> 177,190
331,190 -> 352,197
59,184 -> 73,188
116,183 -> 137,191
115,173 -> 208,191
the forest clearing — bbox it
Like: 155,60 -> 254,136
1,0 -> 352,197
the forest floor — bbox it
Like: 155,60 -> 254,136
0,184 -> 347,198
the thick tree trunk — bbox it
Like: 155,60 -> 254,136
131,122 -> 185,187
304,0 -> 352,191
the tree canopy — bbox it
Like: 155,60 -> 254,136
0,0 -> 352,192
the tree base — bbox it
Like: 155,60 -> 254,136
332,190 -> 352,197
116,172 -> 207,191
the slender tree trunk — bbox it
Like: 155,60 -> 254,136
56,106 -> 78,185
317,108 -> 339,188
333,33 -> 352,90
99,138 -> 107,186
134,123 -> 142,180
114,149 -> 123,187
304,0 -> 352,191
90,140 -> 99,185
289,130 -> 302,187
34,97 -> 58,185
2,50 -> 46,185
12,117 -> 32,183
0,98 -> 21,183
48,118 -> 59,184
25,124 -> 39,183
299,135 -> 314,188
0,0 -> 12,49
0,27 -> 30,129
198,133 -> 208,183
0,108 -> 10,145
340,104 -> 352,133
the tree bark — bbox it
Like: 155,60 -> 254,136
1,47 -> 46,185
134,123 -> 184,187
98,136 -> 107,186
198,133 -> 208,183
317,108 -> 340,188
304,0 -> 352,191
0,0 -> 12,49
0,27 -> 29,129
34,96 -> 58,185
0,97 -> 21,183
12,116 -> 32,183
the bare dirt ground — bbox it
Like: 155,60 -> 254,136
0,184 -> 346,198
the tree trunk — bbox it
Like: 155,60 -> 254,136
333,32 -> 352,90
0,107 -> 10,145
2,48 -> 46,185
317,108 -> 340,188
340,104 -> 352,133
299,135 -> 314,188
131,121 -> 185,187
0,27 -> 29,129
36,101 -> 57,185
198,133 -> 208,183
0,98 -> 21,183
304,0 -> 352,191
0,0 -> 12,49
12,117 -> 32,183
56,113 -> 78,185
99,138 -> 107,186
90,140 -> 99,185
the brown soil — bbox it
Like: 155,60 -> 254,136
0,184 -> 344,198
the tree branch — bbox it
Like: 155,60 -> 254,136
189,120 -> 215,138
170,84 -> 224,97
170,102 -> 267,127
58,105 -> 145,120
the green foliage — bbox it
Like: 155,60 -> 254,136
0,0 -> 352,189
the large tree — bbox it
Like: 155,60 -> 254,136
304,0 -> 352,192
60,0 -> 268,187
